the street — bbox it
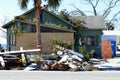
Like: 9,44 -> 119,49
0,71 -> 120,80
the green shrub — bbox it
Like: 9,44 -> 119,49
48,39 -> 73,53
79,46 -> 95,61
52,39 -> 73,49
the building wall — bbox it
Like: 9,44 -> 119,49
16,33 -> 37,50
16,33 -> 74,53
41,32 -> 74,53
75,29 -> 102,58
116,36 -> 120,45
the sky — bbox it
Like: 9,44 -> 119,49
0,0 -> 81,19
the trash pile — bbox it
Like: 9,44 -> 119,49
0,54 -> 24,70
24,49 -> 100,71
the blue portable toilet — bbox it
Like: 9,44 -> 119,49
111,40 -> 116,57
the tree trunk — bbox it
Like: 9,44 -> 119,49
34,0 -> 41,52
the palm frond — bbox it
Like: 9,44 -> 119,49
47,0 -> 62,9
18,0 -> 30,10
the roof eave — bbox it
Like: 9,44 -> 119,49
2,21 -> 14,29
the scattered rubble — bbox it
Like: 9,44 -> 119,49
90,58 -> 120,71
0,47 -> 120,71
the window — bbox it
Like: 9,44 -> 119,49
23,25 -> 36,32
80,36 -> 94,46
22,24 -> 36,33
9,35 -> 16,45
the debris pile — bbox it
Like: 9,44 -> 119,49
24,49 -> 100,71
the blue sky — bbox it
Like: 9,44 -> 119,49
0,0 -> 119,22
0,0 -> 81,19
1,0 -> 114,21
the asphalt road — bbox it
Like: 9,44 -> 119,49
0,71 -> 120,80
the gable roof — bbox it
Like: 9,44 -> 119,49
2,7 -> 75,30
2,8 -> 35,28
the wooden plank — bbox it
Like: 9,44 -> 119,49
101,40 -> 112,59
0,49 -> 41,55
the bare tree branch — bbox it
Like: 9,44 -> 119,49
104,9 -> 111,18
0,16 -> 9,39
103,0 -> 120,17
110,11 -> 120,22
77,0 -> 120,30
95,0 -> 100,7
73,5 -> 86,16
87,0 -> 100,16
0,28 -> 6,39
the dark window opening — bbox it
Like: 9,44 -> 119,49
79,36 -> 94,46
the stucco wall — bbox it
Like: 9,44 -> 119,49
16,33 -> 74,53
16,33 -> 37,50
41,33 -> 74,53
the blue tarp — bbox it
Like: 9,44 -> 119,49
67,49 -> 84,58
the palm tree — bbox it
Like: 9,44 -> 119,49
17,0 -> 62,51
